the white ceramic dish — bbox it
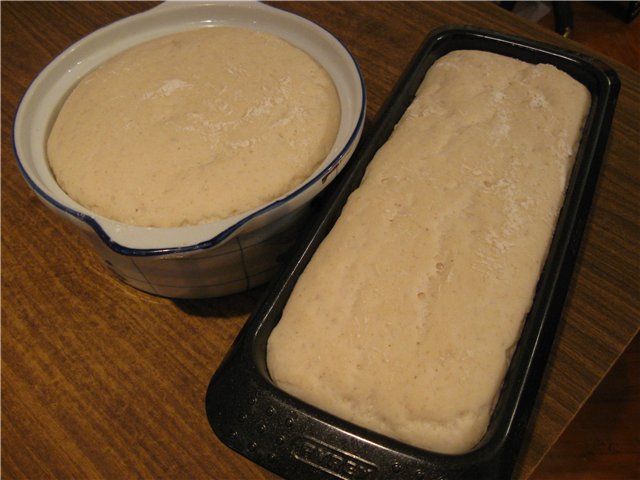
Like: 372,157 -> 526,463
13,1 -> 365,298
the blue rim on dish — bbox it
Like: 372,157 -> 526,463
12,2 -> 367,257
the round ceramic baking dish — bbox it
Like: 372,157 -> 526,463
13,1 -> 365,298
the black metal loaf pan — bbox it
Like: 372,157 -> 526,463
205,26 -> 619,480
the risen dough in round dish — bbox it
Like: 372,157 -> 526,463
47,27 -> 340,227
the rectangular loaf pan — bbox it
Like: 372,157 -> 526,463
206,26 -> 619,480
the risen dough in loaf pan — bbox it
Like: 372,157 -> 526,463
267,50 -> 590,454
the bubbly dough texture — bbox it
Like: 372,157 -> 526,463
47,27 -> 340,227
267,50 -> 590,454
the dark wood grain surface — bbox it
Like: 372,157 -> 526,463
2,2 -> 638,479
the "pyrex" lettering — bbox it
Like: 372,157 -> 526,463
291,437 -> 378,479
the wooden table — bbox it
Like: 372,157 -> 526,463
2,2 -> 638,479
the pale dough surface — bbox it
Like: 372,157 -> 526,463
267,50 -> 590,454
47,27 -> 340,227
